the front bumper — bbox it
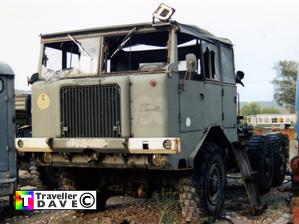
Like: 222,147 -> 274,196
16,137 -> 181,155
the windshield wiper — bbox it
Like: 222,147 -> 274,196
110,27 -> 137,58
67,34 -> 93,60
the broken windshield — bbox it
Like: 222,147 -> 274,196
41,37 -> 100,80
104,31 -> 169,73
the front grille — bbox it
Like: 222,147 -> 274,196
60,84 -> 121,138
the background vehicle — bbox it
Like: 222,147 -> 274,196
15,91 -> 32,170
0,61 -> 16,214
16,19 -> 288,221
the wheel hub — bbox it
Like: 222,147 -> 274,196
208,164 -> 222,204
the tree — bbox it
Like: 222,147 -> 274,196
240,102 -> 261,117
272,60 -> 298,113
240,102 -> 281,118
260,107 -> 280,114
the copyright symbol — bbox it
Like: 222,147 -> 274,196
79,193 -> 95,208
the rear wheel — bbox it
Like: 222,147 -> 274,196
179,143 -> 226,222
268,134 -> 288,187
247,136 -> 274,194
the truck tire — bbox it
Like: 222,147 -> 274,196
247,136 -> 274,194
267,134 -> 288,187
37,166 -> 63,189
179,143 -> 226,222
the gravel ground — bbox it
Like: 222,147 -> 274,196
0,170 -> 292,224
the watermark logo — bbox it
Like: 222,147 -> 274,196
16,191 -> 34,210
15,191 -> 96,210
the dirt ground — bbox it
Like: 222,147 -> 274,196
0,170 -> 292,224
1,138 -> 297,224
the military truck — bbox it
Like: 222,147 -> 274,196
0,61 -> 16,214
16,20 -> 288,221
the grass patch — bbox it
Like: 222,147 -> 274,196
151,189 -> 179,224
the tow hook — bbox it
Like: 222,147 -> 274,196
87,152 -> 99,163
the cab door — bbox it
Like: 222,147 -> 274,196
0,76 -> 8,172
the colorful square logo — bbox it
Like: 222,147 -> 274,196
16,191 -> 34,210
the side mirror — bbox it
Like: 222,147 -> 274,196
236,71 -> 245,87
27,73 -> 39,86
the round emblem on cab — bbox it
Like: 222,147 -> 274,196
186,117 -> 191,127
37,93 -> 50,110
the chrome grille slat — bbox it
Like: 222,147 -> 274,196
60,84 -> 121,138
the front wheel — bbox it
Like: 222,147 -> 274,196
179,143 -> 226,222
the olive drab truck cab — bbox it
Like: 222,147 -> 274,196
16,17 -> 288,221
16,22 -> 236,168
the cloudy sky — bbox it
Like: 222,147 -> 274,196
1,0 -> 298,101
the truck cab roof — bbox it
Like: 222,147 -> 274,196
40,21 -> 232,46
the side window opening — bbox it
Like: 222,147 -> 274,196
272,117 -> 277,123
211,51 -> 216,79
202,41 -> 219,81
220,44 -> 235,83
203,48 -> 210,79
177,33 -> 203,81
203,47 -> 217,80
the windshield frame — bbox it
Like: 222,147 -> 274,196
38,26 -> 176,78
100,27 -> 173,76
38,34 -> 102,79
